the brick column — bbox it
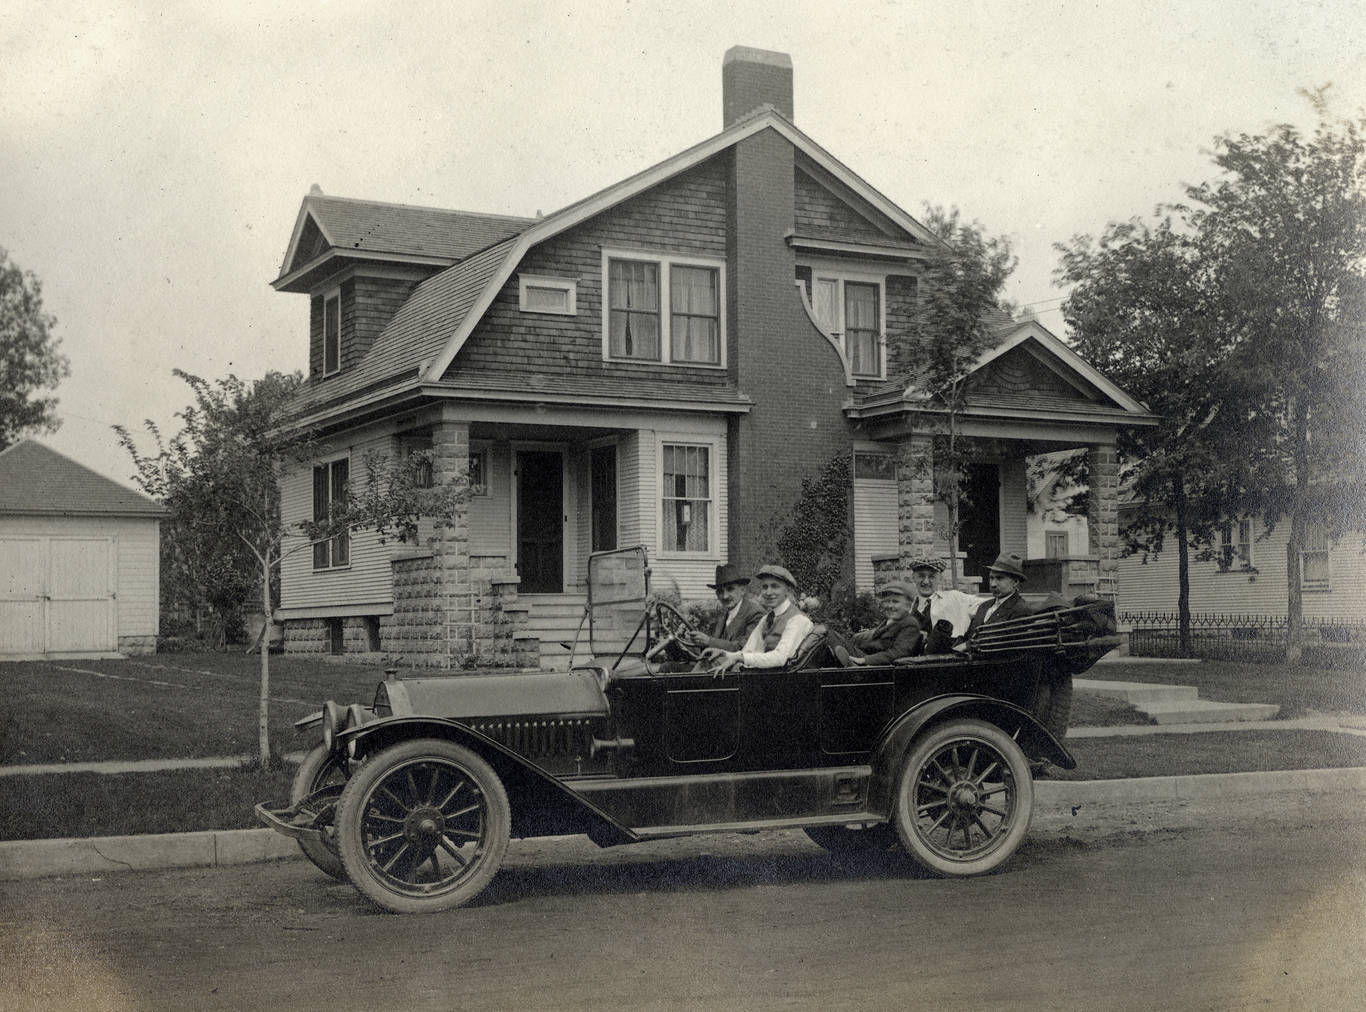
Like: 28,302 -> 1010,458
431,412 -> 471,668
1087,443 -> 1120,600
896,436 -> 936,570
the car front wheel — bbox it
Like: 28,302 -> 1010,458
893,719 -> 1033,877
290,742 -> 350,882
336,738 -> 510,914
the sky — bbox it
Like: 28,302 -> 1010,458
3,0 -> 1363,486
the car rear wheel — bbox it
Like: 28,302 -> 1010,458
893,719 -> 1033,877
336,739 -> 510,914
291,743 -> 350,881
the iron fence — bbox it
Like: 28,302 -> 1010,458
1120,611 -> 1366,665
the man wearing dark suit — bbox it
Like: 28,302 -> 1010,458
831,581 -> 924,666
682,562 -> 765,652
962,552 -> 1033,643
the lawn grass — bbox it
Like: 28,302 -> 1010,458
1069,692 -> 1155,727
0,654 -> 386,764
1086,658 -> 1366,717
1055,729 -> 1366,780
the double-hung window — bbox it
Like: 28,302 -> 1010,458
1301,522 -> 1331,591
322,288 -> 341,376
801,270 -> 884,378
312,458 -> 349,569
604,252 -> 723,367
661,443 -> 710,553
1218,518 -> 1253,570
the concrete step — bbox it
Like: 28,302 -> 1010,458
1139,699 -> 1281,724
1075,679 -> 1200,705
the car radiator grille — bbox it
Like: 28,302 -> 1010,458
465,718 -> 596,758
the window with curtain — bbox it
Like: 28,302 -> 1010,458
661,443 -> 710,553
322,290 -> 341,376
608,259 -> 660,360
844,281 -> 881,376
312,457 -> 350,569
1218,518 -> 1253,569
669,265 -> 720,364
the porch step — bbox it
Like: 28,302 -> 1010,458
519,594 -> 590,670
1075,678 -> 1280,724
1139,699 -> 1282,724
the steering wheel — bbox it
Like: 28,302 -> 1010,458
645,600 -> 704,662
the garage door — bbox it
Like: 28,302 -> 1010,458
0,537 -> 116,655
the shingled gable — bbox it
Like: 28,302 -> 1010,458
272,193 -> 535,294
849,318 -> 1159,429
285,108 -> 943,426
0,440 -> 166,517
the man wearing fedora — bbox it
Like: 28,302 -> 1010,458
682,562 -> 766,653
963,552 -> 1032,640
829,580 -> 924,666
704,563 -> 814,673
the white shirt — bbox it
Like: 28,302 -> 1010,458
738,599 -> 815,669
915,589 -> 986,638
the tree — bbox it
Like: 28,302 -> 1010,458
119,370 -> 465,764
0,247 -> 70,449
910,207 -> 1016,586
1056,216 -> 1240,653
1189,94 -> 1366,661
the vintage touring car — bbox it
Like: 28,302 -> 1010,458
257,546 -> 1119,914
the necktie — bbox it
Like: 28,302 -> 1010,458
764,611 -> 776,632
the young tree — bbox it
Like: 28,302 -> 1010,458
119,370 -> 464,764
1189,95 -> 1366,661
0,247 -> 70,449
910,206 -> 1016,586
1056,216 -> 1239,653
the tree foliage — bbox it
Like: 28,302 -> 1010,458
0,247 -> 70,449
1057,93 -> 1366,659
910,206 -> 1017,584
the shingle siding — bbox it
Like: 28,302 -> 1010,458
794,168 -> 891,242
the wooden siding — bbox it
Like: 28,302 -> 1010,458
794,169 -> 891,243
449,157 -> 735,388
999,458 -> 1029,556
853,479 -> 897,591
469,440 -> 511,559
1116,517 -> 1366,620
279,429 -> 396,613
0,515 -> 159,637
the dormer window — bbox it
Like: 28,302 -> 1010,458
602,249 -> 725,367
323,288 -> 341,376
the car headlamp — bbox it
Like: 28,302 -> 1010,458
321,700 -> 347,752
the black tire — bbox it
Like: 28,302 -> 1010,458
893,719 -> 1034,877
1029,672 -> 1074,740
336,739 -> 510,914
290,743 -> 349,882
803,822 -> 901,862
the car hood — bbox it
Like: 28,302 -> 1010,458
384,668 -> 609,721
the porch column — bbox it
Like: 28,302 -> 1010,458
432,412 -> 471,667
1087,443 -> 1120,600
895,436 -> 936,571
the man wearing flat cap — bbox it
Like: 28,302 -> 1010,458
682,563 -> 765,653
906,556 -> 982,653
829,581 -> 923,666
963,552 -> 1032,639
704,563 -> 813,673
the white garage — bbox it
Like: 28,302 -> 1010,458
0,439 -> 165,658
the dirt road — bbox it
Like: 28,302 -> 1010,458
3,790 -> 1363,1010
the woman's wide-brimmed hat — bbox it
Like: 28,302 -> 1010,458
985,552 -> 1027,581
706,563 -> 751,589
754,564 -> 798,590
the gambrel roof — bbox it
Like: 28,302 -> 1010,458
0,440 -> 166,517
287,107 -> 940,425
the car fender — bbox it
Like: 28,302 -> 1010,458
866,694 -> 1077,814
337,715 -> 638,846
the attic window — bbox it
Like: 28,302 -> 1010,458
323,288 -> 341,376
519,275 -> 577,316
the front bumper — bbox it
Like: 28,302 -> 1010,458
254,784 -> 344,847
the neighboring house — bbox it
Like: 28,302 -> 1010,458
270,47 -> 1156,668
1116,507 -> 1366,622
0,439 -> 166,658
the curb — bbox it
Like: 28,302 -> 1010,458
3,766 -> 1364,882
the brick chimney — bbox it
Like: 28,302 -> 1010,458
722,46 -> 793,126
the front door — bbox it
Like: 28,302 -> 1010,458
516,450 -> 564,593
